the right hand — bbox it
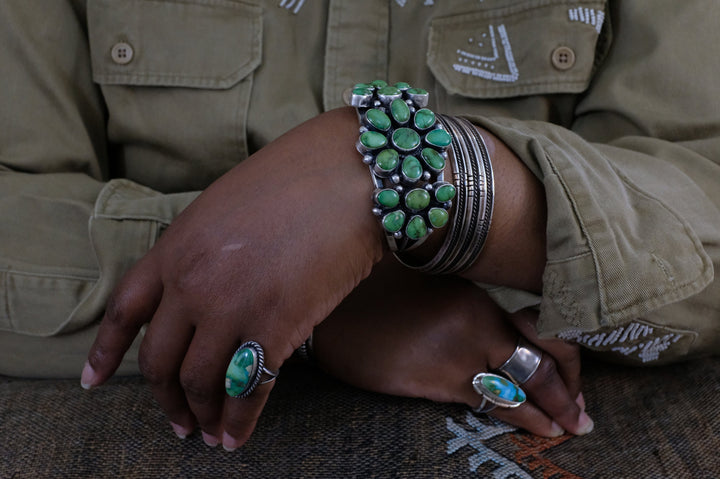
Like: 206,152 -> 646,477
313,258 -> 593,437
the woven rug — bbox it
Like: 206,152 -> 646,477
1,356 -> 718,478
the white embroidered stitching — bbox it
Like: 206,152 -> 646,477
453,24 -> 519,82
568,7 -> 605,33
279,0 -> 306,14
446,413 -> 530,478
558,322 -> 687,363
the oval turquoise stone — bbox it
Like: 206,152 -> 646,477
402,156 -> 422,181
378,86 -> 401,96
421,148 -> 445,171
376,149 -> 399,172
352,87 -> 372,96
366,109 -> 391,131
405,189 -> 431,211
371,79 -> 388,88
360,131 -> 388,149
414,108 -> 436,130
481,375 -> 527,403
407,87 -> 428,95
394,81 -> 411,90
376,189 -> 400,208
390,98 -> 411,124
435,183 -> 456,202
428,207 -> 449,228
392,128 -> 421,151
354,82 -> 373,89
425,129 -> 452,148
406,215 -> 428,240
382,210 -> 405,233
225,347 -> 256,397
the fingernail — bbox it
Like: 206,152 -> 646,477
222,431 -> 241,452
170,422 -> 192,440
549,421 -> 565,437
80,361 -> 97,390
575,392 -> 586,411
576,411 -> 595,435
202,431 -> 219,447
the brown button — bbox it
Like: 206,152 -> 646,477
551,46 -> 575,70
111,42 -> 134,65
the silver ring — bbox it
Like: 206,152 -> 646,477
496,338 -> 542,385
472,372 -> 527,408
225,341 -> 278,398
472,396 -> 497,414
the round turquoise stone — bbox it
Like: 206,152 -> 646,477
378,86 -> 401,96
402,156 -> 422,181
428,207 -> 449,228
371,79 -> 388,88
352,87 -> 372,96
376,149 -> 399,172
225,347 -> 257,397
425,129 -> 452,148
394,81 -> 411,90
366,109 -> 391,131
435,183 -> 456,202
421,148 -> 445,171
407,87 -> 428,95
392,128 -> 421,151
406,215 -> 428,240
481,375 -> 526,403
382,210 -> 405,233
376,189 -> 400,208
360,131 -> 388,150
405,189 -> 431,211
414,108 -> 436,130
390,98 -> 411,124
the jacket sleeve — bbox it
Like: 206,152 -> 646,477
0,1 -> 197,338
474,2 -> 720,363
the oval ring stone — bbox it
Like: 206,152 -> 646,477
375,149 -> 399,172
414,109 -> 436,130
225,346 -> 258,397
421,148 -> 445,171
382,210 -> 405,233
392,128 -> 421,151
472,373 -> 526,407
378,86 -> 401,96
394,81 -> 411,90
371,79 -> 388,88
376,189 -> 400,208
405,215 -> 428,240
390,98 -> 411,124
360,131 -> 388,150
366,109 -> 392,131
425,128 -> 452,148
401,156 -> 422,181
405,188 -> 431,211
407,87 -> 428,95
435,183 -> 457,202
428,207 -> 449,228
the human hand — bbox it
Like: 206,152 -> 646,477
81,108 -> 385,450
312,258 -> 593,437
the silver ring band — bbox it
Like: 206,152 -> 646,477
496,338 -> 542,385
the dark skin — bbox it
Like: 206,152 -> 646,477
81,107 -> 592,450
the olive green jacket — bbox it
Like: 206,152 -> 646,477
1,0 -> 718,376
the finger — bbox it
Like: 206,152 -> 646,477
83,257 -> 163,388
221,380 -> 275,451
490,402 -> 565,438
508,309 -> 583,400
138,298 -> 197,439
521,355 -> 594,435
178,322 -> 237,445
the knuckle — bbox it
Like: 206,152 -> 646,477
529,356 -> 559,389
138,353 -> 169,387
179,371 -> 216,405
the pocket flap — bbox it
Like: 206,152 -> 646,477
88,0 -> 262,89
428,1 -> 608,98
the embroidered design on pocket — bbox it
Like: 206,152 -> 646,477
278,0 -> 306,14
453,24 -> 519,83
568,7 -> 604,33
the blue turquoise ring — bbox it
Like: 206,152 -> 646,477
225,341 -> 278,399
472,373 -> 527,409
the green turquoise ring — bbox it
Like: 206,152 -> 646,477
471,373 -> 527,409
225,341 -> 278,399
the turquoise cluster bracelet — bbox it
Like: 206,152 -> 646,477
349,80 -> 456,252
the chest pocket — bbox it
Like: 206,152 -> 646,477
428,0 -> 608,99
87,0 -> 262,193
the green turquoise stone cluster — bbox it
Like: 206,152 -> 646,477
352,80 -> 456,250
